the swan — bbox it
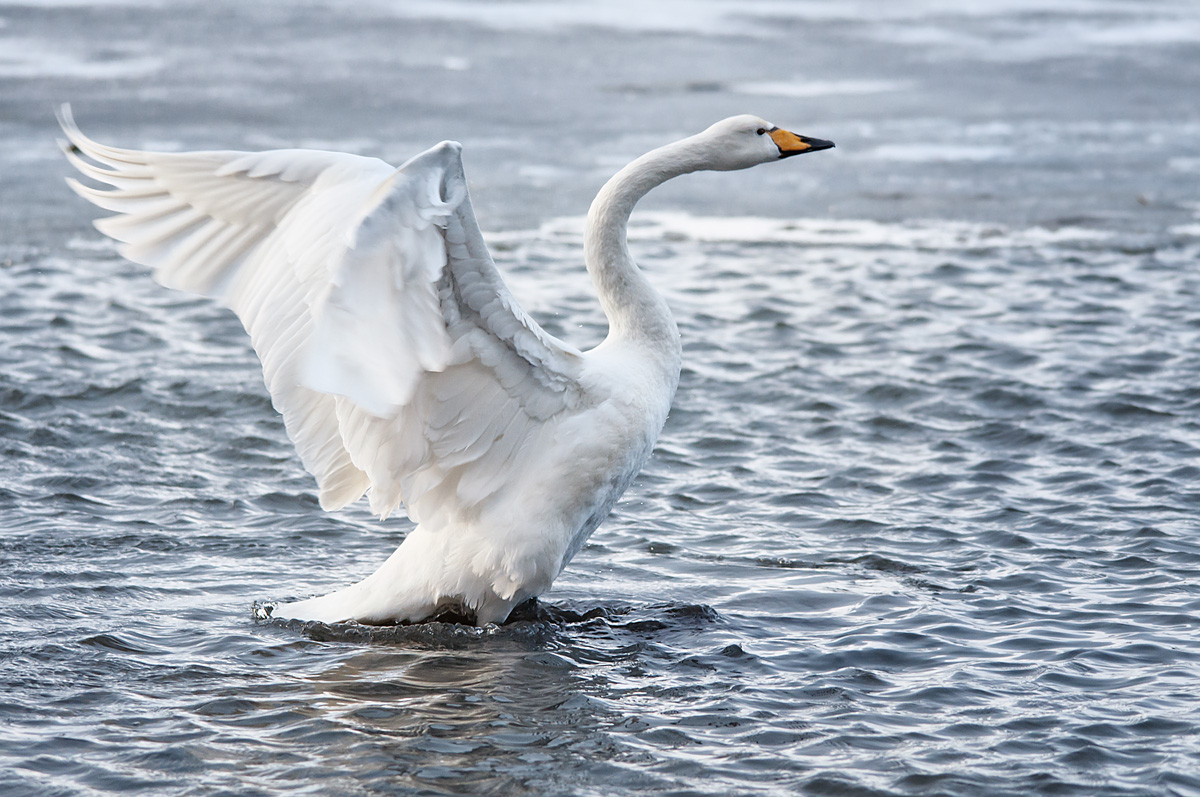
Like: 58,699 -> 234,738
59,108 -> 834,626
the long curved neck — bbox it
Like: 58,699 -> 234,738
585,137 -> 706,351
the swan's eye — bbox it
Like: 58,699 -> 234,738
756,128 -> 766,136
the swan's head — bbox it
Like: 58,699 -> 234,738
696,114 -> 834,171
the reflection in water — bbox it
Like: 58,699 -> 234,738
261,603 -> 715,793
304,646 -> 594,792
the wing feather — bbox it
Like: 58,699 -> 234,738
61,107 -> 588,528
60,107 -> 392,509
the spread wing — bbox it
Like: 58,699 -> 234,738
60,106 -> 586,524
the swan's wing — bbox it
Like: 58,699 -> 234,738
304,141 -> 589,522
61,108 -> 586,522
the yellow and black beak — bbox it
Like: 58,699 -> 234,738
769,128 -> 835,159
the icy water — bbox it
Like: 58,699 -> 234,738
4,1 -> 1200,795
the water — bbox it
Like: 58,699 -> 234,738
3,1 -> 1200,794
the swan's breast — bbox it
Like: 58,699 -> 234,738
458,341 -> 679,598
545,343 -> 680,565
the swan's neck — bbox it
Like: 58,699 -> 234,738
585,137 -> 705,352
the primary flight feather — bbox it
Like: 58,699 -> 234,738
60,107 -> 833,625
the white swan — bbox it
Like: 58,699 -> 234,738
59,108 -> 834,625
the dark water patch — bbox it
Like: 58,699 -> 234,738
866,414 -> 927,436
30,474 -> 109,492
895,471 -> 956,491
192,697 -> 260,717
41,492 -> 113,509
770,490 -> 841,509
839,554 -> 923,576
251,492 -> 322,514
750,555 -> 829,571
1111,435 -> 1200,457
972,386 -> 1045,412
59,379 -> 148,408
78,633 -> 162,655
1091,399 -> 1176,421
255,600 -> 721,652
860,382 -> 928,407
689,434 -> 751,453
819,474 -> 892,497
967,421 -> 1048,450
0,386 -> 56,412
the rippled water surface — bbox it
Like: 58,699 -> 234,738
3,1 -> 1200,795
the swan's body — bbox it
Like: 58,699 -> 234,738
60,110 -> 833,625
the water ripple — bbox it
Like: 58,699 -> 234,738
5,10 -> 1200,789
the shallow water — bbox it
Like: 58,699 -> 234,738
3,1 -> 1200,795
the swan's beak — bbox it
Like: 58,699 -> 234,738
770,129 -> 835,158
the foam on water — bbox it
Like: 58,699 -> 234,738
493,212 -> 1114,253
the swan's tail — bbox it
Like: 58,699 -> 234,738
268,527 -> 524,626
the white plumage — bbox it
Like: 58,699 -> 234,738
60,107 -> 833,625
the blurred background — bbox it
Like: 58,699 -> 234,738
5,0 -> 1197,241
